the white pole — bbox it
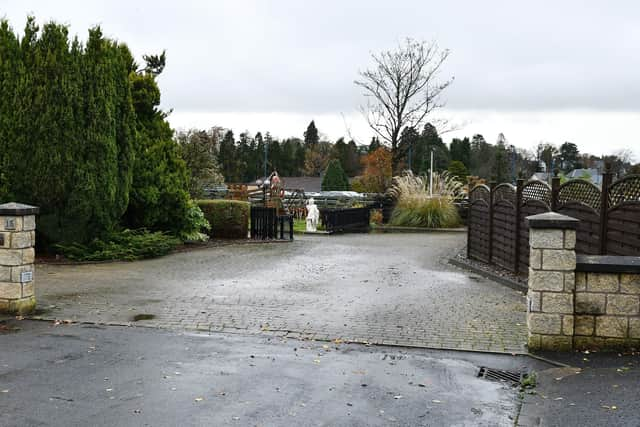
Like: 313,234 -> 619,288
429,149 -> 434,197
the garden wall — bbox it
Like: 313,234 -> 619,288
573,261 -> 640,350
526,212 -> 640,352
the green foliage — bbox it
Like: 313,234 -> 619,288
389,171 -> 462,228
179,200 -> 211,242
390,197 -> 460,228
176,129 -> 224,197
322,159 -> 350,191
197,200 -> 250,238
559,142 -> 579,172
448,160 -> 469,181
0,18 -> 136,247
293,218 -> 324,233
304,120 -> 319,147
124,60 -> 192,235
450,137 -> 471,168
55,229 -> 180,261
398,123 -> 450,174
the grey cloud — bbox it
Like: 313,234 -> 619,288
4,0 -> 640,113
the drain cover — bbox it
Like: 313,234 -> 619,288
478,367 -> 526,386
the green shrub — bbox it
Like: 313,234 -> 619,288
179,200 -> 211,242
390,197 -> 460,228
389,171 -> 462,228
55,229 -> 180,261
197,200 -> 249,238
322,159 -> 350,191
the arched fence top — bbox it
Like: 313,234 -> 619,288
469,184 -> 490,204
558,179 -> 601,211
521,180 -> 551,207
608,174 -> 640,209
493,183 -> 516,205
467,172 -> 640,274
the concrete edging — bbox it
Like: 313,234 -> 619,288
372,225 -> 467,233
448,257 -> 527,293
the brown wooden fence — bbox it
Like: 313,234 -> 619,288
467,173 -> 640,276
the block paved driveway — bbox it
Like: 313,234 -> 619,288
33,233 -> 527,353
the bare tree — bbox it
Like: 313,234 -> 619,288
355,38 -> 453,173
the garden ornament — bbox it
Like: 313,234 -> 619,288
306,198 -> 320,232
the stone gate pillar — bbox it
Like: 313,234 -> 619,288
0,203 -> 39,315
526,212 -> 579,351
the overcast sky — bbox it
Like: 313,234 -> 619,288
3,1 -> 640,159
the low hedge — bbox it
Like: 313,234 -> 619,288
197,200 -> 250,238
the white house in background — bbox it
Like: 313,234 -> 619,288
530,172 -> 551,182
566,168 -> 603,186
528,168 -> 603,187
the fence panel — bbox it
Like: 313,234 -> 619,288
467,172 -> 640,278
556,180 -> 602,255
517,181 -> 552,273
491,184 -> 517,270
467,185 -> 491,263
606,175 -> 640,255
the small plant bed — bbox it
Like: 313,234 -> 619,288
40,236 -> 286,264
388,171 -> 464,229
371,224 -> 466,233
293,218 -> 326,234
54,229 -> 181,262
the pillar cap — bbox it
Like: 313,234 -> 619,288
526,212 -> 579,229
0,202 -> 40,216
577,255 -> 640,274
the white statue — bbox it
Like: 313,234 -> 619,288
306,198 -> 320,232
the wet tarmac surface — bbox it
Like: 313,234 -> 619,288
0,320 -> 548,427
34,233 -> 527,353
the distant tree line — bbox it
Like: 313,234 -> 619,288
198,116 -> 637,192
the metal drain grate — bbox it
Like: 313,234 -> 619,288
477,367 -> 526,386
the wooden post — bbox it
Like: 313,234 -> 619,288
488,182 -> 496,264
551,176 -> 561,211
289,215 -> 294,240
467,187 -> 473,259
514,179 -> 524,274
600,171 -> 613,255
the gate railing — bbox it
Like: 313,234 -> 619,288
467,172 -> 640,276
320,207 -> 371,233
250,206 -> 294,240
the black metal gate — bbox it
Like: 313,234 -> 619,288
250,206 -> 294,240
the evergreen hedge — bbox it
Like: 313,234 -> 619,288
197,200 -> 250,239
0,17 -> 192,250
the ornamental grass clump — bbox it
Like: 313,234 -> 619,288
389,171 -> 464,228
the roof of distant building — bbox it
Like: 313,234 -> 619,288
280,176 -> 323,192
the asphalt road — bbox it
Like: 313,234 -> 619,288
0,320 -> 546,427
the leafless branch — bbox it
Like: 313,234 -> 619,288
354,38 -> 453,172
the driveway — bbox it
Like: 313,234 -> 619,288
0,320 -> 546,427
33,233 -> 527,353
